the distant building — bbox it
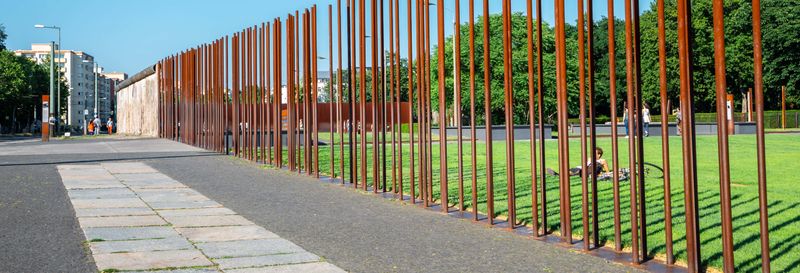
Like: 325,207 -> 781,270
279,71 -> 333,104
14,44 -> 120,127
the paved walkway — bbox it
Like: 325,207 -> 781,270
58,161 -> 343,272
1,137 -> 644,273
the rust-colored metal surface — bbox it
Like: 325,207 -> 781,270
752,0 -> 772,270
150,1 -> 773,271
656,0 -> 674,264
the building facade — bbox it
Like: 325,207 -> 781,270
14,44 -> 119,129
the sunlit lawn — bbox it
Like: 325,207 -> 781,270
248,132 -> 798,272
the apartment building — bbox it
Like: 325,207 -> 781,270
14,43 -> 117,128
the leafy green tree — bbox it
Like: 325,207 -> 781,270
0,24 -> 7,51
0,51 -> 69,133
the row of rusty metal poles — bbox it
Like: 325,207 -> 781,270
154,0 -> 774,271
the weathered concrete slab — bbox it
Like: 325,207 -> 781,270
70,198 -> 148,209
89,236 -> 193,254
55,161 -> 342,273
68,188 -> 137,199
135,188 -> 208,202
115,172 -> 176,183
116,173 -> 185,189
175,225 -> 279,243
163,215 -> 253,228
84,226 -> 181,241
101,162 -> 159,174
156,207 -> 236,217
78,215 -> 167,228
148,200 -> 222,210
128,267 -> 222,273
195,238 -> 305,259
57,164 -> 106,170
223,262 -> 345,273
213,252 -> 320,270
75,207 -> 156,217
122,268 -> 220,273
92,249 -> 213,271
61,179 -> 126,189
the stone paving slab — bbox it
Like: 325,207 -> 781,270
71,198 -> 149,209
84,226 -> 181,241
75,207 -> 157,217
93,249 -> 213,271
89,236 -> 193,254
224,262 -> 346,273
214,252 -> 321,270
58,162 -> 341,272
195,238 -> 306,259
68,188 -> 138,199
101,162 -> 158,174
148,200 -> 222,210
136,188 -> 209,202
163,215 -> 253,228
156,207 -> 237,217
176,225 -> 279,243
78,215 -> 167,228
114,172 -> 175,182
62,179 -> 126,190
122,268 -> 221,273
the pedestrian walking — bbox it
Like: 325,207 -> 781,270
642,103 -> 651,137
107,118 -> 114,135
93,116 -> 101,136
623,102 -> 629,138
675,107 -> 682,136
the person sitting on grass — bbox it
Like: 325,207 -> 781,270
547,148 -> 610,177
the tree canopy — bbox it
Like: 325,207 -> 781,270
422,0 -> 798,125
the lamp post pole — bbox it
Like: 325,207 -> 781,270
35,25 -> 63,131
49,41 -> 55,136
94,62 -> 99,118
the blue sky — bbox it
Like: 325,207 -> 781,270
3,0 -> 650,76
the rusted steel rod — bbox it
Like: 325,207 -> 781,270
408,0 -> 416,204
454,0 -> 464,212
607,0 -> 622,251
554,0 -> 572,242
502,0 -> 516,229
752,0 -> 771,270
436,0 -> 448,213
657,0 -> 675,264
380,0 -> 387,193
346,0 -> 355,186
536,0 -> 547,235
389,0 -> 396,193
392,0 -> 400,196
633,0 -> 648,258
624,0 -> 641,261
338,0 -> 345,182
586,0 -> 599,247
578,0 -> 590,251
712,0 -> 735,270
371,0 -> 379,193
359,0 -> 368,191
677,0 -> 702,269
469,0 -> 478,222
482,0 -> 493,225
526,0 -> 540,236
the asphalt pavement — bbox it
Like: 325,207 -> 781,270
0,136 -> 645,273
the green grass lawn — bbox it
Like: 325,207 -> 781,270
249,132 -> 799,272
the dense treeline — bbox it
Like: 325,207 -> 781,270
422,0 -> 799,124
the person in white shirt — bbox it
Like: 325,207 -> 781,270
642,103 -> 651,137
93,116 -> 101,136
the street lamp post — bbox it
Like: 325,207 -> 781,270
35,25 -> 63,131
94,62 -> 98,118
